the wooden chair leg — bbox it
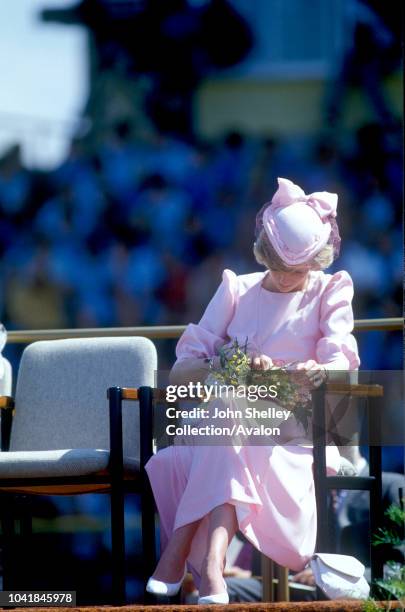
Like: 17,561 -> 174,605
110,485 -> 126,605
0,494 -> 16,590
15,495 -> 33,589
141,479 -> 157,604
138,386 -> 157,604
261,554 -> 275,601
275,563 -> 289,601
109,386 -> 126,605
19,496 -> 33,539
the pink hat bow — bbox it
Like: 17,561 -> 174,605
271,177 -> 338,220
258,178 -> 339,266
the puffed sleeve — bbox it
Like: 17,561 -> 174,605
316,270 -> 360,370
175,269 -> 238,362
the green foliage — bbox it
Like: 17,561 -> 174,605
216,338 -> 251,386
385,504 -> 405,528
367,498 -> 405,609
362,598 -> 386,612
373,528 -> 403,548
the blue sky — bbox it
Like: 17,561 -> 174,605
0,0 -> 87,168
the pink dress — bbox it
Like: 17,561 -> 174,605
145,269 -> 360,578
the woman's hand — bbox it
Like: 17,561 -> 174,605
249,354 -> 273,370
288,359 -> 327,388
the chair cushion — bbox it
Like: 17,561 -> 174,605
0,449 -> 139,478
10,337 -> 157,457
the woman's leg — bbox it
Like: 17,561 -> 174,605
151,518 -> 201,582
199,502 -> 238,597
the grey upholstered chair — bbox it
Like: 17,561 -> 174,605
0,337 -> 157,604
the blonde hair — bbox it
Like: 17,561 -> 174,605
253,229 -> 334,272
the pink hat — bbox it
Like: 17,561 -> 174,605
256,177 -> 340,266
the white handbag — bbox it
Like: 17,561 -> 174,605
310,553 -> 370,599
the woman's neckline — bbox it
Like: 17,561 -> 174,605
260,270 -> 314,295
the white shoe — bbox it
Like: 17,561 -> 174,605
198,579 -> 229,605
310,553 -> 370,599
198,592 -> 229,604
146,568 -> 186,596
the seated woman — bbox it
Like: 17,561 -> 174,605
145,177 -> 360,604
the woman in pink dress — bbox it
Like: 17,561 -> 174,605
145,177 -> 360,604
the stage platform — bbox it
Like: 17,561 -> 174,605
1,602 -> 400,611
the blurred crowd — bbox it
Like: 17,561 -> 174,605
0,1 -> 401,603
0,117 -> 401,369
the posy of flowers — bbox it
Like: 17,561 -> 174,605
209,338 -> 313,431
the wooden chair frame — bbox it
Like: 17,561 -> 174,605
0,386 -> 156,605
261,381 -> 384,602
312,382 -> 384,586
120,382 -> 385,603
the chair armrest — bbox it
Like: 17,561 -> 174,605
121,388 -> 138,400
0,396 -> 14,409
325,382 -> 383,397
0,396 -> 15,451
121,388 -> 167,402
123,385 -> 384,401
